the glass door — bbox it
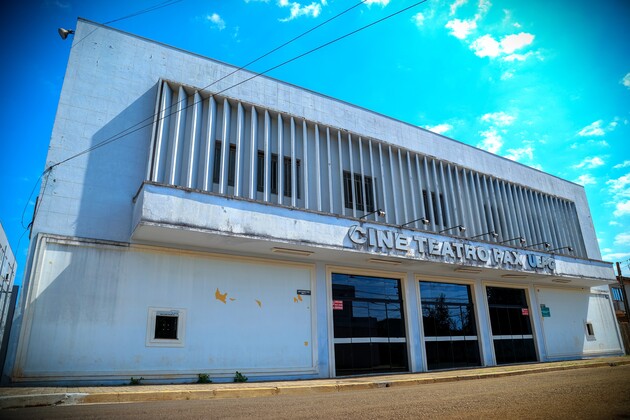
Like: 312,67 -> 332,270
420,281 -> 481,370
332,273 -> 408,376
486,286 -> 537,364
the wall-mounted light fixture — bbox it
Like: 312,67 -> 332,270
470,231 -> 499,240
58,28 -> 75,40
454,267 -> 482,274
399,217 -> 430,228
549,246 -> 573,253
439,225 -> 466,234
367,258 -> 402,266
501,274 -> 529,279
499,236 -> 526,246
359,209 -> 386,219
526,241 -> 551,250
271,247 -> 313,256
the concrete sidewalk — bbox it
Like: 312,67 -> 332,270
1,356 -> 628,409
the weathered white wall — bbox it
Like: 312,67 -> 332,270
36,19 -> 600,259
14,239 -> 316,380
536,287 -> 622,359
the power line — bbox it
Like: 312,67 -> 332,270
71,0 -> 185,49
26,0 -> 428,239
49,0 -> 427,171
55,0 -> 369,169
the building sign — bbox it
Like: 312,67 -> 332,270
346,225 -> 555,273
521,308 -> 529,316
540,304 -> 551,317
332,300 -> 344,310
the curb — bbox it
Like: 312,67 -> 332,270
1,359 -> 628,409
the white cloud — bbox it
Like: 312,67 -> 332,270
412,12 -> 425,27
205,13 -> 226,30
614,161 -> 630,169
503,52 -> 533,62
500,32 -> 534,54
574,174 -> 596,186
470,34 -> 500,57
481,111 -> 515,126
622,72 -> 630,90
610,221 -> 621,226
425,123 -> 453,134
613,200 -> 630,217
279,1 -> 322,22
470,32 -> 535,59
365,0 -> 390,6
477,128 -> 503,153
606,173 -> 630,196
614,232 -> 630,246
577,120 -> 605,137
501,70 -> 514,80
450,0 -> 468,15
602,251 -> 630,262
573,156 -> 605,169
504,146 -> 533,162
445,18 -> 478,40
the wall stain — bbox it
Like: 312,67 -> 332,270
229,298 -> 236,301
215,288 -> 228,304
304,341 -> 309,346
255,299 -> 262,308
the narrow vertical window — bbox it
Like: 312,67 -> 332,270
344,171 -> 375,213
212,141 -> 236,186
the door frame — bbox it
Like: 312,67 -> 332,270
326,265 -> 409,378
481,281 -> 540,365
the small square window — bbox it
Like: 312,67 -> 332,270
155,315 -> 178,340
585,322 -> 595,340
146,308 -> 186,347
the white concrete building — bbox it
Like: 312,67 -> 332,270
6,19 -> 624,384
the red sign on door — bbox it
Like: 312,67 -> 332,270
333,300 -> 344,310
522,308 -> 529,316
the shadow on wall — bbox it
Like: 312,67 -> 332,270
75,84 -> 158,242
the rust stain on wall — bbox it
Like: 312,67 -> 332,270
215,288 -> 228,304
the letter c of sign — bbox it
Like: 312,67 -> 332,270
348,225 -> 367,245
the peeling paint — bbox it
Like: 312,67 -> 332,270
229,298 -> 236,301
215,288 -> 227,304
304,341 -> 308,346
297,295 -> 303,302
293,297 -> 298,303
255,299 -> 262,308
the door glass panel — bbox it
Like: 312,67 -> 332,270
486,286 -> 537,364
420,281 -> 481,370
332,273 -> 408,376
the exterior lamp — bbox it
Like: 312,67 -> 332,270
58,28 -> 75,40
550,246 -> 573,253
470,231 -> 499,240
500,236 -> 526,246
439,225 -> 466,234
526,241 -> 551,250
399,217 -> 430,228
359,209 -> 385,219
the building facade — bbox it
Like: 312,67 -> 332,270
5,19 -> 624,384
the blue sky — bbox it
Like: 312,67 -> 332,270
1,0 -> 629,282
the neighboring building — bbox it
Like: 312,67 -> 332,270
5,19 -> 624,384
0,223 -> 17,339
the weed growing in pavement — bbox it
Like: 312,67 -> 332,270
233,371 -> 248,383
197,373 -> 212,383
129,377 -> 144,385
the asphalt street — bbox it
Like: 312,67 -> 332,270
2,364 -> 629,419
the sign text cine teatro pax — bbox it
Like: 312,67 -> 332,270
347,225 -> 556,272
